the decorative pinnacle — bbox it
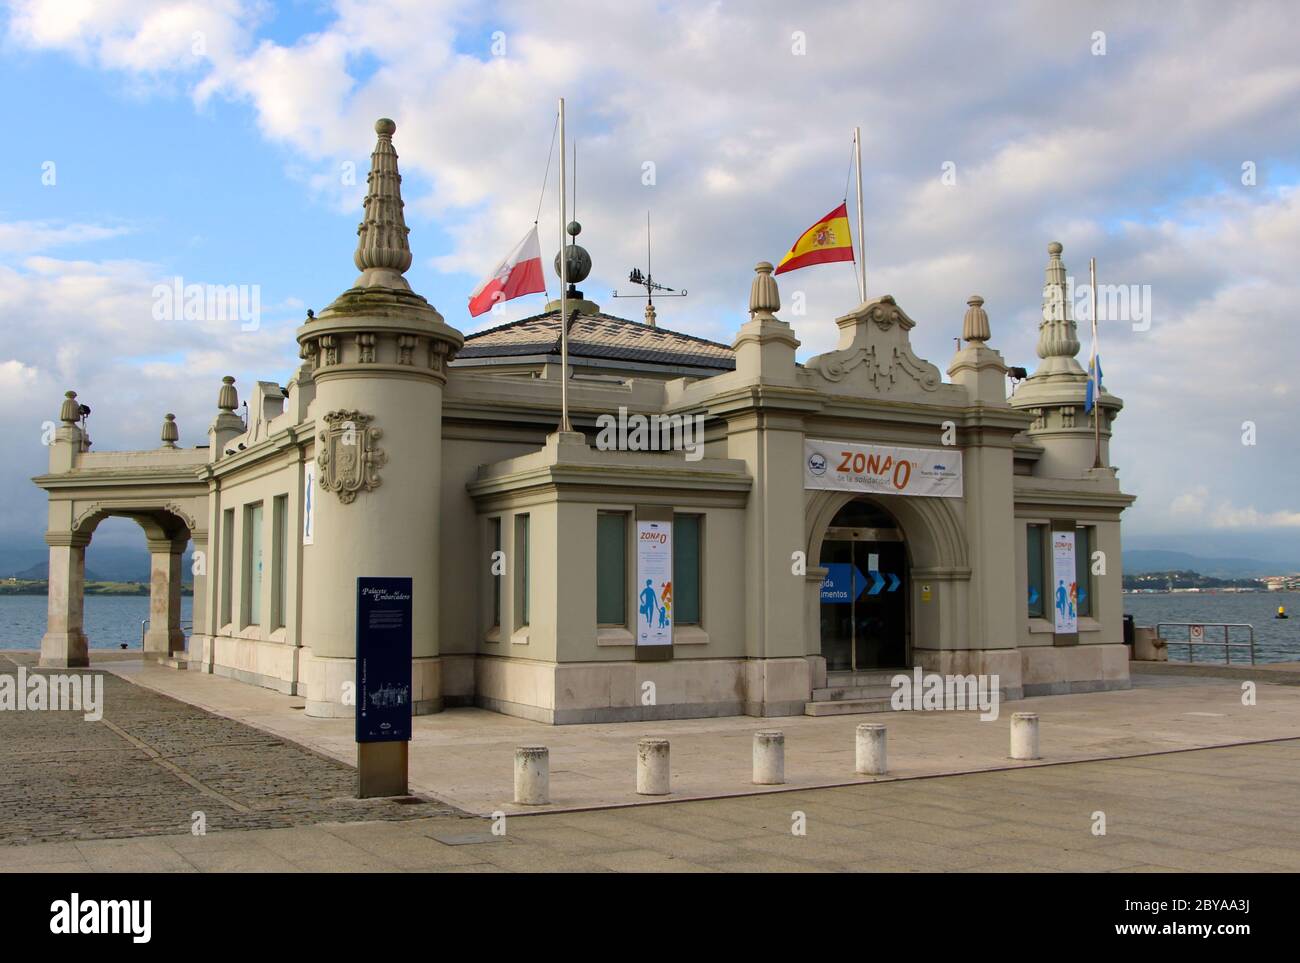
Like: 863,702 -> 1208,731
748,261 -> 780,319
352,117 -> 413,290
161,413 -> 178,448
217,375 -> 238,412
59,390 -> 80,424
1038,240 -> 1081,361
962,295 -> 990,344
644,301 -> 657,327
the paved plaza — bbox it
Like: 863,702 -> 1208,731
4,652 -> 1300,872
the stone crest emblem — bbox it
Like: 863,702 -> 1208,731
317,409 -> 386,503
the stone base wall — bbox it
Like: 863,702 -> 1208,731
915,643 -> 1131,700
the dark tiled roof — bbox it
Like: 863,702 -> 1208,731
460,309 -> 735,371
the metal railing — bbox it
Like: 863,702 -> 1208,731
138,618 -> 194,648
1156,622 -> 1255,665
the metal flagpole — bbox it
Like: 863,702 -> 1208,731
854,126 -> 866,303
558,97 -> 571,432
1090,256 -> 1102,469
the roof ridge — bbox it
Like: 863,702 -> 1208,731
465,308 -> 733,353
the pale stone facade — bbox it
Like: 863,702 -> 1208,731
34,119 -> 1134,723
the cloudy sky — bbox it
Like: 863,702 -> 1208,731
1,0 -> 1297,560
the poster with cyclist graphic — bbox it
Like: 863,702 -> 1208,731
636,520 -> 673,646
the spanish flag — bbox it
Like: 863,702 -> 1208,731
774,202 -> 855,275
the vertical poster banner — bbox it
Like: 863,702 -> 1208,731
356,576 -> 413,742
1051,531 -> 1078,634
302,460 -> 315,545
636,520 -> 673,645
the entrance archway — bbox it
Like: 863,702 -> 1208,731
817,498 -> 910,671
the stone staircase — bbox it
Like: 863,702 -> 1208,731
804,669 -> 910,716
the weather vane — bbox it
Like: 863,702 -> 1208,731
611,212 -> 687,309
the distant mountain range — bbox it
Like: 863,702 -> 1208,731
0,545 -> 193,583
1121,549 -> 1299,578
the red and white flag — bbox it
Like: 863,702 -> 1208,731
468,226 -> 546,317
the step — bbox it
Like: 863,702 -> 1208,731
825,669 -> 913,688
803,697 -> 895,717
811,684 -> 899,702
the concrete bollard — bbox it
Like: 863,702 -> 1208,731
636,737 -> 671,795
855,722 -> 887,775
1010,712 -> 1040,760
752,730 -> 785,785
514,746 -> 550,805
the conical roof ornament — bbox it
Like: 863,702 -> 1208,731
160,413 -> 179,448
962,295 -> 990,344
217,375 -> 238,412
352,118 -> 413,291
749,261 -> 780,320
1037,241 -> 1081,361
59,390 -> 81,424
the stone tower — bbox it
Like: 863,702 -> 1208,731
1010,241 -> 1122,477
295,118 -> 464,717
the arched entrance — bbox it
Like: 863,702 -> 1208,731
817,498 -> 910,671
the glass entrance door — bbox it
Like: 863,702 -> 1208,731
818,506 -> 909,671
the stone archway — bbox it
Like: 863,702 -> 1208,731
40,504 -> 196,668
802,490 -> 971,665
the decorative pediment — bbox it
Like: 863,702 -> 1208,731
804,295 -> 941,395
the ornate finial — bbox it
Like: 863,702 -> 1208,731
553,220 -> 592,287
1038,240 -> 1080,360
352,117 -> 413,290
749,261 -> 780,319
59,390 -> 80,424
217,375 -> 238,412
161,413 -> 178,448
962,295 -> 990,344
644,301 -> 657,327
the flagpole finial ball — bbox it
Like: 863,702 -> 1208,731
1048,241 -> 1063,256
375,118 -> 396,136
567,221 -> 581,237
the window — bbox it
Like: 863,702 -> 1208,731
271,495 -> 288,629
1026,523 -> 1046,618
220,508 -> 234,627
597,512 -> 627,626
490,517 -> 502,628
242,502 -> 264,626
674,514 -> 702,625
1075,526 -> 1093,618
514,514 -> 530,628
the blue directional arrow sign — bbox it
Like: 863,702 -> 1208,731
887,572 -> 901,592
868,570 -> 885,595
820,563 -> 868,604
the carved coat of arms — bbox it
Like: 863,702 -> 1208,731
317,410 -> 386,503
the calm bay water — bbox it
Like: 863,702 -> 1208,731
0,592 -> 1295,662
1123,591 -> 1300,663
0,595 -> 193,651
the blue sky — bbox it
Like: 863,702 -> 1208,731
1,0 -> 1298,562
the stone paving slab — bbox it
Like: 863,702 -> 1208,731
87,656 -> 1300,816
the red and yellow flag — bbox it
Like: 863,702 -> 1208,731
774,202 -> 854,275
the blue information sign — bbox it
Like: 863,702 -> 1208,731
820,563 -> 868,604
355,576 -> 413,743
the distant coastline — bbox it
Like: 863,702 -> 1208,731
0,579 -> 194,597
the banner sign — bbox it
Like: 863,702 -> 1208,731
1051,531 -> 1078,634
635,520 -> 673,645
356,576 -> 412,742
302,460 -> 316,545
804,440 -> 962,498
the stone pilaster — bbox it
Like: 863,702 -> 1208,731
39,532 -> 90,668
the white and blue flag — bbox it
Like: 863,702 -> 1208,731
1085,344 -> 1103,413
